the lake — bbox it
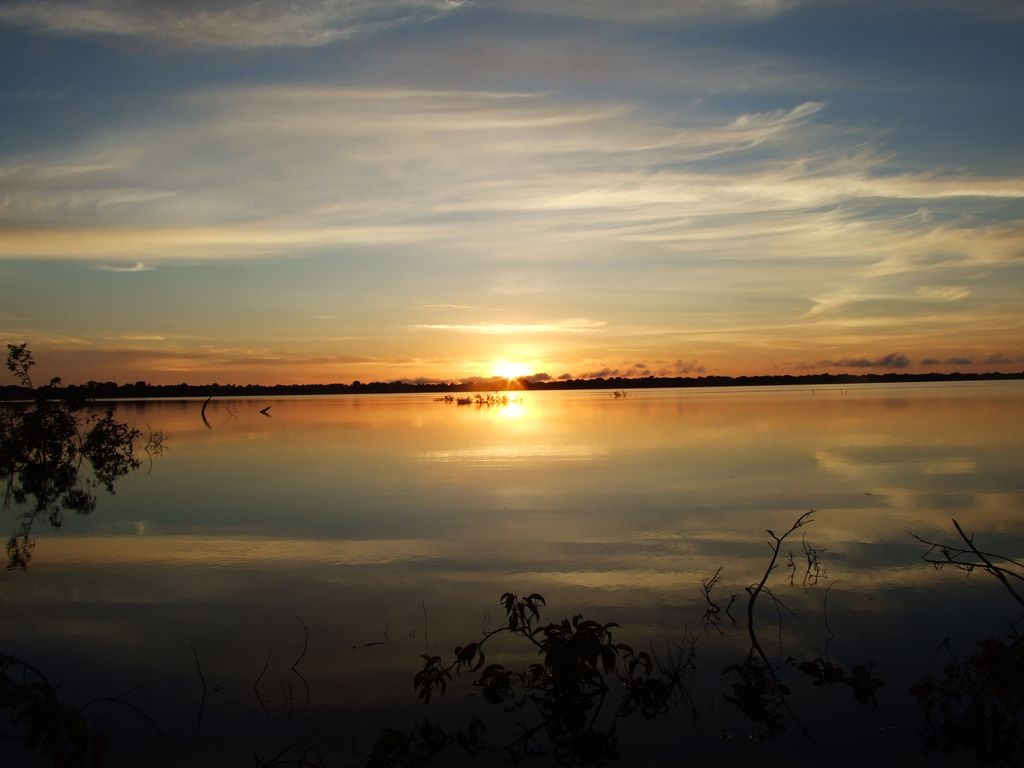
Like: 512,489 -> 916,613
2,381 -> 1023,766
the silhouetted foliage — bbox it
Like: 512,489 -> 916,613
911,522 -> 1024,765
1,344 -> 146,569
797,658 -> 883,708
911,634 -> 1024,765
0,652 -> 108,767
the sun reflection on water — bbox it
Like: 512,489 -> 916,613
496,399 -> 527,421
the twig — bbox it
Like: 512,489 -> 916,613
823,581 -> 836,659
83,696 -> 190,759
912,519 -> 1024,607
253,649 -> 273,716
953,519 -> 1024,606
422,601 -> 429,655
290,616 -> 310,712
189,642 -> 207,750
746,510 -> 814,655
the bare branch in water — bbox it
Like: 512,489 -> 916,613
912,518 -> 1024,607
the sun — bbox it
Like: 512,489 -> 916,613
491,359 -> 532,380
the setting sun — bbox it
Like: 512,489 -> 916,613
491,360 -> 532,380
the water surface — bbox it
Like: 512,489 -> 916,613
3,382 -> 1022,765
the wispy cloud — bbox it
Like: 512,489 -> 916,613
0,0 -> 464,49
483,0 -> 798,22
0,224 -> 442,259
95,261 -> 155,272
5,85 -> 1023,275
914,286 -> 970,302
415,318 -> 605,334
420,303 -> 486,310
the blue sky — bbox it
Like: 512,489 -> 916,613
1,0 -> 1022,384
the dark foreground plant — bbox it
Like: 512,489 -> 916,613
911,520 -> 1024,766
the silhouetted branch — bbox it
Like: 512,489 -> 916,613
254,649 -> 273,716
290,616 -> 311,713
746,510 -> 814,657
725,511 -> 819,745
1,650 -> 189,764
82,694 -> 190,759
701,565 -> 739,632
913,518 -> 1024,607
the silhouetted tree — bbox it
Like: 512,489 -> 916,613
1,344 -> 142,569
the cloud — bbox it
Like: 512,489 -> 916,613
914,286 -> 970,302
982,353 -> 1020,365
95,261 -> 154,272
582,367 -> 620,379
6,85 -> 1023,273
0,224 -> 441,259
481,0 -> 798,23
522,372 -> 552,383
820,353 -> 910,369
727,101 -> 825,135
672,359 -> 706,375
116,334 -> 166,342
402,376 -> 451,386
414,318 -> 605,334
920,357 -> 974,366
0,0 -> 463,49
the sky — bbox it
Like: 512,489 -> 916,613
1,0 -> 1023,386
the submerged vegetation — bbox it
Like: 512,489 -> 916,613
434,394 -> 522,407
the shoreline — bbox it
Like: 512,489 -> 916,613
2,370 -> 1022,401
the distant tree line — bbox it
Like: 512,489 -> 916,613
1,370 -> 1022,401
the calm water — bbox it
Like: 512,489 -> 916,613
3,382 -> 1023,766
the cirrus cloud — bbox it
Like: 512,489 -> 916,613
414,318 -> 605,334
0,0 -> 464,49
